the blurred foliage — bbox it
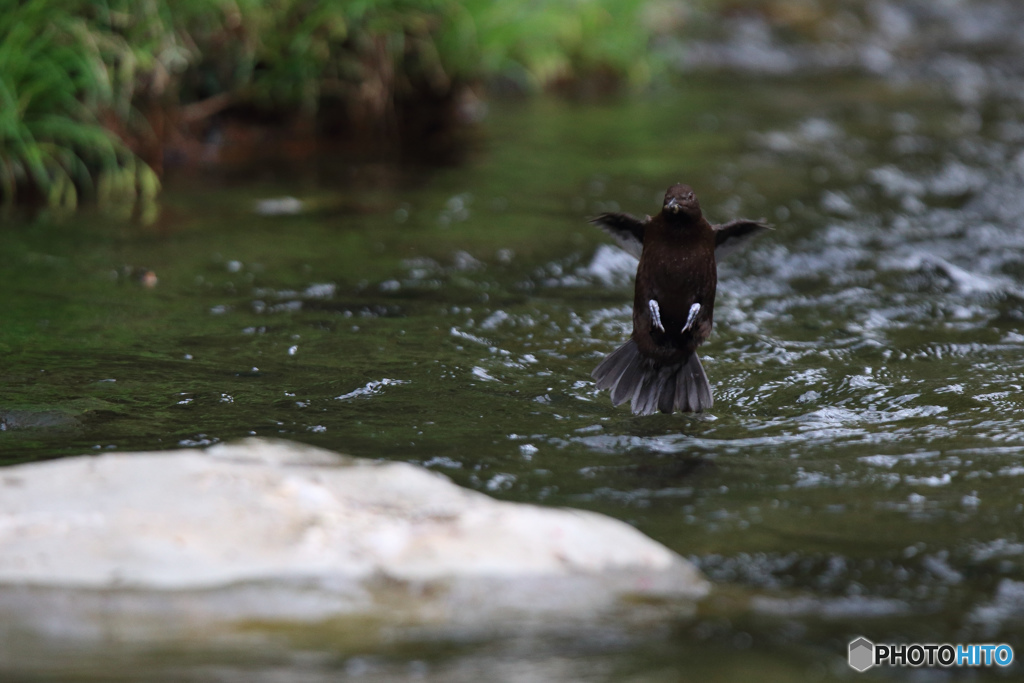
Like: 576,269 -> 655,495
0,0 -> 670,211
437,0 -> 657,89
0,0 -> 160,210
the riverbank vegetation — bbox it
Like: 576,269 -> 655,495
0,0 -> 675,211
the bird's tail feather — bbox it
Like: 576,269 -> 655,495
592,340 -> 713,415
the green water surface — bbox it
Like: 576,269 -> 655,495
3,72 -> 1024,680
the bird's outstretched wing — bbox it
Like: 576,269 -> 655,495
590,212 -> 648,259
714,219 -> 772,259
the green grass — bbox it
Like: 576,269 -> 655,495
0,0 -> 663,211
0,0 -> 159,209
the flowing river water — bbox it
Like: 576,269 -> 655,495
3,2 -> 1024,680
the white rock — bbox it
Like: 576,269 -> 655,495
0,439 -> 707,642
254,196 -> 303,215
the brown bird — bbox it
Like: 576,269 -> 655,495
590,183 -> 770,415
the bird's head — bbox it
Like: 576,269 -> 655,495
662,184 -> 702,222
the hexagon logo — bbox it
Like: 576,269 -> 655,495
848,637 -> 875,672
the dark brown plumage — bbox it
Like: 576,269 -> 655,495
590,183 -> 771,415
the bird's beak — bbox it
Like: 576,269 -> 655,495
666,197 -> 680,212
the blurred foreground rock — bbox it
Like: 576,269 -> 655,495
0,438 -> 707,671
